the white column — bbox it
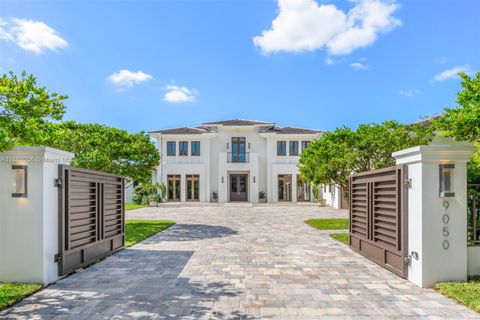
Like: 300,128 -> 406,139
393,137 -> 475,288
0,146 -> 73,285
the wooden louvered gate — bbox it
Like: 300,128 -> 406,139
57,165 -> 125,276
349,166 -> 408,278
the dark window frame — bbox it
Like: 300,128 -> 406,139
301,141 -> 310,152
167,141 -> 176,156
191,141 -> 201,156
277,141 -> 286,156
179,141 -> 188,156
289,141 -> 299,156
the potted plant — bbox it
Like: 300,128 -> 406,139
259,191 -> 266,203
211,192 -> 218,203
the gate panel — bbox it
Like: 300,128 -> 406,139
58,165 -> 125,276
349,166 -> 408,278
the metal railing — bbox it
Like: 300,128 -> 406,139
227,152 -> 250,163
468,184 -> 480,244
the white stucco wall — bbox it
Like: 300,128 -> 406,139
0,146 -> 73,285
393,137 -> 475,287
467,246 -> 480,276
321,184 -> 341,209
151,123 -> 321,204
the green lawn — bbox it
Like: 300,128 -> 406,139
125,220 -> 175,247
0,283 -> 42,310
305,218 -> 349,230
125,204 -> 145,211
435,275 -> 480,312
329,232 -> 349,245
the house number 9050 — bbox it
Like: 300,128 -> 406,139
442,201 -> 450,250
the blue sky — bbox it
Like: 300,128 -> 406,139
1,0 -> 479,133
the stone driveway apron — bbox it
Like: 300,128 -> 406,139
2,204 -> 478,319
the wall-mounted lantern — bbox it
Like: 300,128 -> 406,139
12,165 -> 28,198
439,164 -> 455,198
253,176 -> 256,183
221,176 -> 224,184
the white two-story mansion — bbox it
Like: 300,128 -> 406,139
149,119 -> 340,205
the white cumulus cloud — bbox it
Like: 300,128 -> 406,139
399,89 -> 421,98
107,70 -> 152,89
0,18 -> 68,54
350,62 -> 368,70
163,85 -> 198,104
433,65 -> 472,82
253,0 -> 401,56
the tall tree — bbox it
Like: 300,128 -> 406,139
299,121 -> 430,194
34,121 -> 160,183
0,71 -> 67,151
436,72 -> 480,142
435,72 -> 480,184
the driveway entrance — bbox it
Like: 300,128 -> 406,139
2,205 -> 478,319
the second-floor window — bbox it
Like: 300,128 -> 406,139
277,141 -> 286,156
231,137 -> 246,162
179,141 -> 188,156
289,141 -> 299,156
167,141 -> 176,156
191,141 -> 200,156
301,141 -> 310,152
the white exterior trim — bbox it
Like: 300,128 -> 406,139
150,121 -> 323,204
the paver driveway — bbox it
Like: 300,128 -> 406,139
2,204 -> 479,319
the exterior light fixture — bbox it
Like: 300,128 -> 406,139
253,176 -> 256,183
439,164 -> 455,198
12,165 -> 28,198
221,176 -> 224,183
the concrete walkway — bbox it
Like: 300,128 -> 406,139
2,204 -> 478,319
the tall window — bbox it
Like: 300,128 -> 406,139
167,141 -> 176,156
191,141 -> 200,156
186,175 -> 200,201
231,137 -> 246,162
167,175 -> 181,201
289,141 -> 299,156
179,141 -> 188,156
277,141 -> 286,156
301,141 -> 310,152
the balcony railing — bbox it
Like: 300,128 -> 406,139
227,152 -> 250,163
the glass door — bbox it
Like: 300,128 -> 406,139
186,175 -> 199,201
230,174 -> 248,201
278,174 -> 292,201
167,174 -> 181,201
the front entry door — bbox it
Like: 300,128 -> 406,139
230,174 -> 248,201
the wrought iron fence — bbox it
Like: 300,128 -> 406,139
468,184 -> 480,244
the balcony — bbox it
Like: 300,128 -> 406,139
227,152 -> 250,163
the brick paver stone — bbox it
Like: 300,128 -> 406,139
1,204 -> 479,319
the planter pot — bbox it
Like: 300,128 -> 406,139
259,198 -> 266,203
149,201 -> 158,207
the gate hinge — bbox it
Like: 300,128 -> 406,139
404,256 -> 411,265
54,253 -> 62,263
403,178 -> 412,188
54,178 -> 62,187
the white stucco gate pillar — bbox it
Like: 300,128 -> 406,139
0,146 -> 73,285
393,137 -> 476,288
